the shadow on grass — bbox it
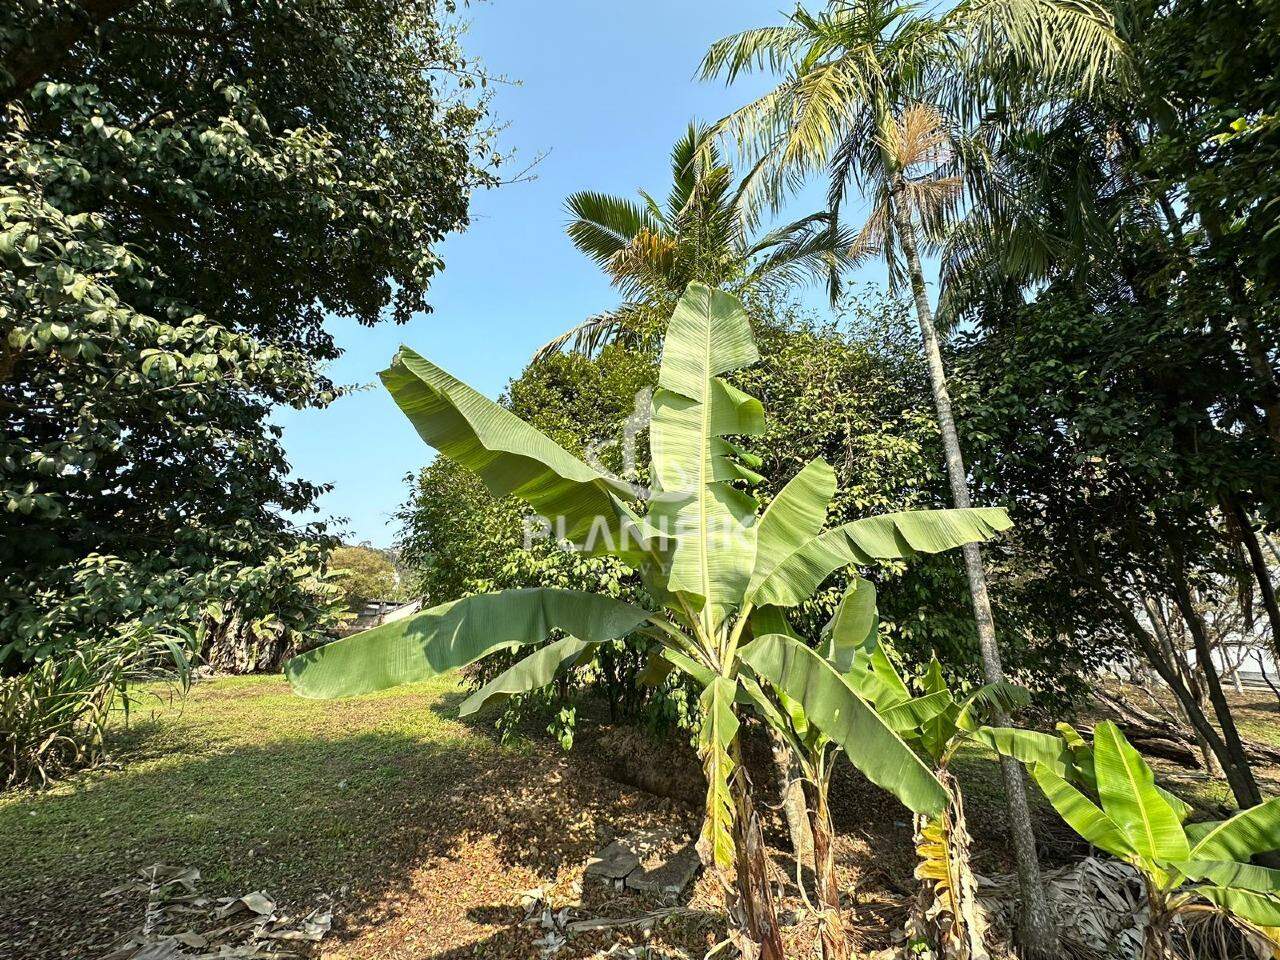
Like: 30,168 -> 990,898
1,684 -> 700,960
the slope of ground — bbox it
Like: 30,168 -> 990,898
3,676 -> 1274,958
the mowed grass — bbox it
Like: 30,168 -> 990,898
1,673 -> 507,904
1,674 -> 711,959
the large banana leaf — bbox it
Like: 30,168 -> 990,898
976,727 -> 1076,776
1199,886 -> 1280,927
750,507 -> 1013,607
748,603 -> 801,639
458,636 -> 596,716
1092,721 -> 1189,863
382,348 -> 650,561
647,284 -> 764,629
698,675 -> 740,873
878,691 -> 955,735
740,632 -> 947,816
748,458 -> 835,598
1176,860 -> 1280,895
1188,798 -> 1280,861
286,588 -> 650,699
1030,762 -> 1137,860
823,576 -> 878,673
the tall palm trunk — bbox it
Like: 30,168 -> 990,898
888,174 -> 1056,959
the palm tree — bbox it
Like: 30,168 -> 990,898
534,122 -> 853,360
701,3 -> 1128,955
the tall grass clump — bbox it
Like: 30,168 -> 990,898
1,629 -> 192,789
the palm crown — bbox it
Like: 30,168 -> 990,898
700,0 -> 1129,253
536,124 -> 853,360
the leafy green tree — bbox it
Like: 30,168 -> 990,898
0,0 -> 497,671
537,123 -> 852,359
953,287 -> 1277,811
942,0 -> 1280,667
329,546 -> 401,610
289,284 -> 1015,959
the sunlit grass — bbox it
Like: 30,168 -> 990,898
0,673 -> 508,900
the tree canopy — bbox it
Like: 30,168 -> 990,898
1,0 -> 498,667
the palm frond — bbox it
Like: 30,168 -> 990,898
700,24 -> 811,83
564,192 -> 661,267
746,211 -> 857,301
950,0 -> 1133,110
531,305 -> 649,362
848,199 -> 892,266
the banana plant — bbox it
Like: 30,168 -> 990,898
982,721 -> 1280,958
731,590 -> 874,960
285,283 -> 1015,959
829,598 -> 1028,960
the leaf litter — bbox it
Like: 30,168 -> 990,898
100,864 -> 334,959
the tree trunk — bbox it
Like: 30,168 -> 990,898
1227,498 -> 1280,664
1103,580 -> 1260,807
888,174 -> 1056,959
1169,564 -> 1264,807
1145,598 -> 1226,779
1232,308 -> 1280,446
803,778 -> 851,960
1257,652 -> 1280,708
768,728 -> 814,880
1187,683 -> 1226,779
730,759 -> 785,960
200,615 -> 297,673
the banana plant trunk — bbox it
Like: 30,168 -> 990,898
769,728 -> 815,879
911,769 -> 991,960
888,174 -> 1056,959
730,760 -> 786,960
1141,890 -> 1175,960
804,778 -> 852,960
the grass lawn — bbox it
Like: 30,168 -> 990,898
2,675 -> 494,897
0,675 -> 711,959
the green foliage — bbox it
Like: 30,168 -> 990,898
287,588 -> 649,700
1,0 -> 498,687
393,346 -> 665,735
544,123 -> 853,358
329,546 -> 402,610
1,617 -> 193,789
951,284 -> 1270,681
941,0 -> 1280,733
734,293 -> 1097,705
995,721 -> 1280,938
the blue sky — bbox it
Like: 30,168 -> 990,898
276,1 -> 887,547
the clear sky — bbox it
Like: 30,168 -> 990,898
275,0 -> 885,547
